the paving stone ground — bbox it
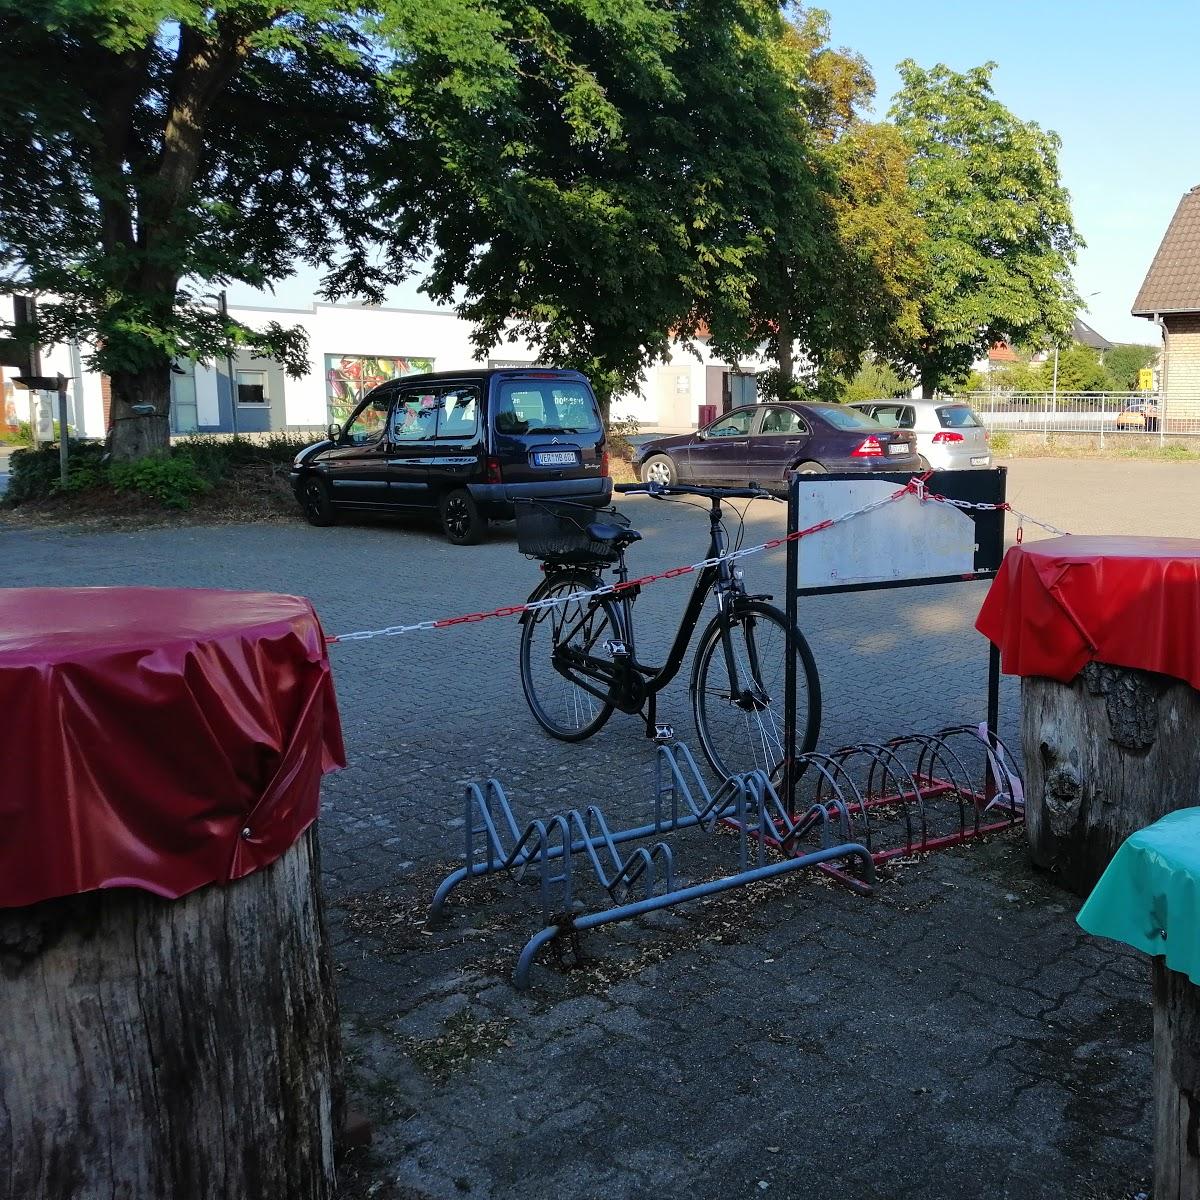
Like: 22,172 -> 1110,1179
5,458 -> 1198,1199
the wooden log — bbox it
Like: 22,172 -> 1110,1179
1023,661 -> 1200,896
0,827 -> 342,1200
1154,958 -> 1200,1199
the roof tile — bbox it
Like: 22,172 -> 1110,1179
1132,185 -> 1200,316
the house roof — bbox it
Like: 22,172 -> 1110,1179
1072,316 -> 1113,351
988,341 -> 1018,363
1132,185 -> 1200,316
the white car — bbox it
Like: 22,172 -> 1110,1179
847,399 -> 992,470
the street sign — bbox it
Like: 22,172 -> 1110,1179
1138,368 -> 1155,391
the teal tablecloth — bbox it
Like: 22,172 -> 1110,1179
1078,808 -> 1200,985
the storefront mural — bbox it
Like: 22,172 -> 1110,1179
325,354 -> 433,424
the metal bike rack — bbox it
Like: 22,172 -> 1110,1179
749,724 -> 1024,883
429,743 -> 876,989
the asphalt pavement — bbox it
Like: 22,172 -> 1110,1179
5,457 -> 1196,1199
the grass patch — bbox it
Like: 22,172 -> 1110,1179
991,431 -> 1200,461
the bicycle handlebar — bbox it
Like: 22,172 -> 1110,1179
614,481 -> 774,501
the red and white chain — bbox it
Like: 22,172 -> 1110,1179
326,477 -> 1065,644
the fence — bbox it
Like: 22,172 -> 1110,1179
955,391 -> 1200,440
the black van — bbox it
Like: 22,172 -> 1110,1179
290,368 -> 611,544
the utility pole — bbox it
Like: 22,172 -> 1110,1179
219,290 -> 239,436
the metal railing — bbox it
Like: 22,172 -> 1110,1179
953,391 -> 1200,439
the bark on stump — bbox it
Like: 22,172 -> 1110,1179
1154,959 -> 1200,1199
0,827 -> 342,1200
1023,661 -> 1200,896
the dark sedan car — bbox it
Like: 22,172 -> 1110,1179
633,402 -> 921,489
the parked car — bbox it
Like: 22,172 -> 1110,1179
1115,401 -> 1159,431
847,399 -> 992,470
290,369 -> 611,544
632,402 -> 920,490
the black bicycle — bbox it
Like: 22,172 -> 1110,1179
515,482 -> 821,779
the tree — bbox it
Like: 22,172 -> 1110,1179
379,0 -> 842,417
890,61 -> 1082,397
1052,343 -> 1112,393
0,3 -> 405,458
1103,343 -> 1158,391
840,358 -> 915,403
0,0 -> 719,451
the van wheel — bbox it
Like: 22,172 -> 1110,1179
301,477 -> 336,526
441,489 -> 487,545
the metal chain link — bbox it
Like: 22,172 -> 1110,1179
326,480 -> 1066,644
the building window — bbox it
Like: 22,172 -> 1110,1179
237,370 -> 268,405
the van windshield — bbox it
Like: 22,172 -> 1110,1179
495,380 -> 601,435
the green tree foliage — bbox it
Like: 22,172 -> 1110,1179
0,2 -> 414,457
839,359 -> 916,403
890,61 -> 1082,396
1051,343 -> 1112,393
1103,343 -> 1158,391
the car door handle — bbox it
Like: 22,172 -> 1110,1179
783,439 -> 805,445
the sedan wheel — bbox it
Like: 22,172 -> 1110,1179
640,454 -> 676,487
794,461 -> 827,475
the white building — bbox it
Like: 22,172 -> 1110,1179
2,297 -> 766,439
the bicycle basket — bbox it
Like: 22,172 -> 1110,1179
514,499 -> 631,564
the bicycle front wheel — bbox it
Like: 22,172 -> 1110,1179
690,601 -> 821,780
519,570 -> 621,742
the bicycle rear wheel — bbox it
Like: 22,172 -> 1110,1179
519,570 -> 621,741
690,601 -> 821,780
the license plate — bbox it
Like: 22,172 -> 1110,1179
886,443 -> 909,456
534,450 -> 578,466
971,456 -> 989,466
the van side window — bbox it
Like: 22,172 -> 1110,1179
435,387 -> 481,438
391,393 -> 438,442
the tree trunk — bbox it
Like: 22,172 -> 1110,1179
920,372 -> 936,399
0,827 -> 343,1200
1153,959 -> 1200,1200
110,363 -> 172,460
776,314 -> 794,393
1022,662 -> 1200,896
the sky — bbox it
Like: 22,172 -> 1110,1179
231,0 -> 1200,348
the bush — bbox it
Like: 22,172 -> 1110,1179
606,414 -> 641,461
4,441 -> 109,505
989,431 -> 1014,454
173,432 -> 315,483
109,454 -> 210,509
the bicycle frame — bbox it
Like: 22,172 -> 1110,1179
543,498 -> 764,731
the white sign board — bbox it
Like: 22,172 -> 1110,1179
32,390 -> 55,444
795,478 -> 978,590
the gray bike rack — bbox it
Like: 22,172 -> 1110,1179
429,742 -> 876,989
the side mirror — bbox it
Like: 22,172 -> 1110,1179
327,422 -> 342,442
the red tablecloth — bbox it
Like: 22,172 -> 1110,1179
976,535 -> 1200,690
0,587 -> 346,908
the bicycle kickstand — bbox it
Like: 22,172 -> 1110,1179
643,692 -> 675,744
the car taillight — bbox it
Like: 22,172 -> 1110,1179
599,447 -> 610,477
984,429 -> 990,442
851,436 -> 884,457
485,456 -> 503,483
932,431 -> 964,443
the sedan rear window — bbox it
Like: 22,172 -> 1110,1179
936,405 -> 982,428
814,404 -> 881,431
496,380 -> 601,435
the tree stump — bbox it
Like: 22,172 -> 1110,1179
0,827 -> 342,1200
1154,959 -> 1200,1199
1023,661 -> 1200,895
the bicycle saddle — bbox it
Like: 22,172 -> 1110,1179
587,522 -> 642,546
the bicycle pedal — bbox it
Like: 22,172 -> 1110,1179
652,723 -> 675,743
604,639 -> 628,657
